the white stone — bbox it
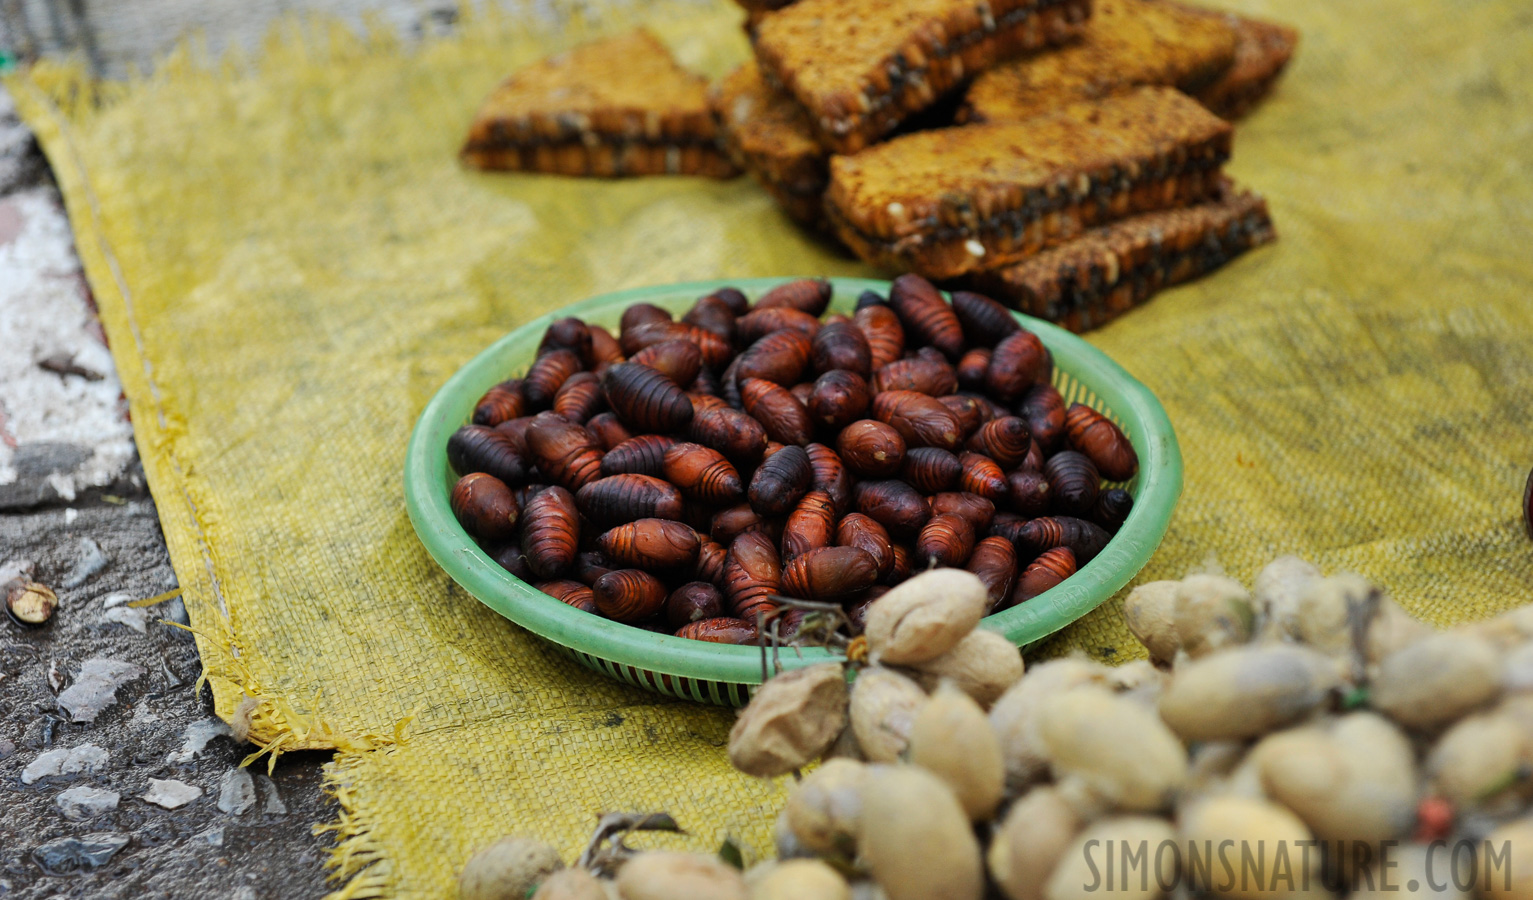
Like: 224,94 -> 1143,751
166,720 -> 232,765
56,786 -> 120,820
217,768 -> 256,815
56,658 -> 144,722
142,778 -> 201,809
255,773 -> 287,816
60,537 -> 108,588
103,605 -> 149,633
101,591 -> 135,609
964,239 -> 986,257
21,743 -> 110,784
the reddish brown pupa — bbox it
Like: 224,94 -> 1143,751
929,492 -> 996,533
473,379 -> 526,427
873,356 -> 958,397
665,582 -> 726,627
916,513 -> 976,569
573,550 -> 616,586
492,415 -> 537,456
956,348 -> 992,391
811,320 -> 873,377
754,278 -> 832,316
622,321 -> 732,369
988,512 -> 1029,550
1018,516 -> 1111,565
1019,384 -> 1067,454
853,304 -> 906,372
687,405 -> 769,467
748,444 -> 813,516
551,371 -> 605,424
889,273 -> 963,359
1014,546 -> 1077,604
662,442 -> 744,504
1007,469 -> 1053,518
706,286 -> 750,316
836,419 -> 906,478
723,531 -> 782,623
937,394 -> 990,440
781,546 -> 879,601
448,425 -> 531,486
592,569 -> 669,623
950,290 -> 1020,348
450,472 -> 519,541
735,329 -> 811,386
630,339 -> 704,388
521,486 -> 580,579
836,512 -> 895,579
600,434 -> 678,478
674,617 -> 760,644
900,447 -> 962,494
958,451 -> 1011,501
620,303 -> 672,337
598,518 -> 701,569
806,443 -> 854,516
688,390 -> 726,411
681,295 -> 737,343
537,317 -> 593,363
853,479 -> 930,537
965,536 -> 1017,612
575,474 -> 684,527
782,490 -> 836,561
808,370 -> 872,431
967,416 -> 1033,469
1043,450 -> 1101,517
985,330 -> 1049,403
691,540 -> 730,586
536,579 -> 599,615
588,325 -> 625,367
740,377 -> 813,446
584,412 -> 632,451
872,390 -> 962,451
711,503 -> 772,546
525,412 -> 603,492
524,348 -> 583,409
1064,404 -> 1139,482
883,543 -> 912,586
736,307 -> 821,344
790,382 -> 815,407
602,362 -> 694,434
689,365 -> 724,399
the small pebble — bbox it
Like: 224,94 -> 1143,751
56,658 -> 144,722
60,537 -> 109,588
56,786 -> 120,821
217,767 -> 257,815
103,605 -> 149,633
21,743 -> 109,784
142,778 -> 202,809
167,719 -> 232,765
33,833 -> 129,872
255,773 -> 288,816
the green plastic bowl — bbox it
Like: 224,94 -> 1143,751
404,278 -> 1182,706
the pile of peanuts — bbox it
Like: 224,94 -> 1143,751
460,560 -> 1533,899
446,274 -> 1139,643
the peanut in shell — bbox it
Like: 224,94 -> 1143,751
863,569 -> 987,665
531,868 -> 608,900
748,859 -> 851,900
1427,708 -> 1527,806
989,658 -> 1109,794
1177,795 -> 1316,900
849,666 -> 928,763
458,836 -> 564,900
1122,580 -> 1181,665
1036,684 -> 1187,812
729,663 -> 849,777
908,628 -> 1024,708
1157,644 -> 1341,742
616,852 -> 747,900
859,765 -> 984,900
1254,713 -> 1416,843
988,786 -> 1084,900
1370,632 -> 1501,729
1173,574 -> 1255,658
1044,816 -> 1176,900
908,683 -> 1004,820
1252,556 -> 1321,642
785,758 -> 869,857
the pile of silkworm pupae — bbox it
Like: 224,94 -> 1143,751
445,273 -> 1139,643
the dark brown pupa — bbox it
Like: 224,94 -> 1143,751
521,486 -> 579,579
524,348 -> 584,409
1093,487 -> 1134,533
853,479 -> 930,537
631,339 -> 704,389
1018,516 -> 1111,565
889,273 -> 963,359
674,617 -> 760,644
836,419 -> 906,478
1014,546 -> 1077,604
602,362 -> 694,434
575,474 -> 685,527
965,536 -> 1017,612
573,550 -> 616,586
958,451 -> 1011,502
622,321 -> 733,370
490,543 -> 534,580
592,569 -> 669,623
723,531 -> 782,623
525,412 -> 604,492
740,377 -> 814,446
663,442 -> 744,504
1018,384 -> 1067,454
967,416 -> 1033,469
748,444 -> 813,516
1007,469 -> 1053,518
735,330 -> 812,386
493,415 -> 537,456
537,317 -> 593,364
472,379 -> 526,427
587,325 -> 625,367
598,518 -> 701,569
985,330 -> 1049,403
782,490 -> 836,561
956,348 -> 992,391
836,512 -> 896,579
929,492 -> 996,533
584,412 -> 633,451
883,543 -> 912,586
781,546 -> 879,601
811,320 -> 873,377
447,425 -> 531,486
873,356 -> 958,397
937,394 -> 990,440
1064,404 -> 1139,482
450,472 -> 519,541
872,390 -> 963,451
601,435 -> 678,478
706,286 -> 750,316
681,295 -> 737,343
551,371 -> 605,424
736,307 -> 822,344
900,447 -> 962,494
1043,450 -> 1101,517
916,513 -> 976,569
710,503 -> 771,546
691,540 -> 731,586
665,582 -> 726,628
790,382 -> 816,408
988,512 -> 1029,551
687,405 -> 769,467
754,278 -> 832,316
536,579 -> 599,615
950,290 -> 1020,348
808,370 -> 873,430
620,303 -> 672,337
805,443 -> 854,516
853,304 -> 906,371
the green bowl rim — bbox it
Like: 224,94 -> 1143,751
403,277 -> 1182,684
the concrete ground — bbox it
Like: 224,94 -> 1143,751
0,88 -> 335,899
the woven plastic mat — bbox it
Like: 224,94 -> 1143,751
8,0 -> 1533,895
